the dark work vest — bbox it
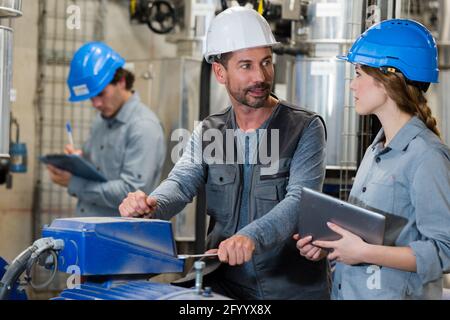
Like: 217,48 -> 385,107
199,101 -> 330,300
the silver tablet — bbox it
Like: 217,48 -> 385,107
298,187 -> 386,245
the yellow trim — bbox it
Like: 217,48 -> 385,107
130,0 -> 136,15
386,67 -> 396,73
258,0 -> 264,15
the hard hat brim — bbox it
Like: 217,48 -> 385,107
205,43 -> 281,64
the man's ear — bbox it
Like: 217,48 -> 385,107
212,62 -> 227,85
117,76 -> 127,89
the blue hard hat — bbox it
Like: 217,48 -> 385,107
67,42 -> 125,102
338,19 -> 439,83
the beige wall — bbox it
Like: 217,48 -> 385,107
0,1 -> 176,263
105,2 -> 176,61
104,1 -> 177,110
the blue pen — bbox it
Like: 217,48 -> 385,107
65,121 -> 74,147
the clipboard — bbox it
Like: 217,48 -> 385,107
40,154 -> 107,182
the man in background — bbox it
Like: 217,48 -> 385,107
47,42 -> 166,217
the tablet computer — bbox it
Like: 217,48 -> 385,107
298,187 -> 385,245
40,154 -> 107,182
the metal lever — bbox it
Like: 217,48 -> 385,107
177,253 -> 218,260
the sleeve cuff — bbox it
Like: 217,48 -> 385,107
68,176 -> 88,198
409,240 -> 443,285
236,229 -> 261,253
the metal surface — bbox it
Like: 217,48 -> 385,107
438,71 -> 450,145
52,280 -> 230,300
281,0 -> 372,199
285,0 -> 363,170
305,0 -> 362,43
0,25 -> 12,158
437,0 -> 450,67
294,56 -> 358,168
194,260 -> 205,294
177,253 -> 218,259
432,0 -> 450,145
394,0 -> 450,145
166,0 -> 216,58
0,0 -> 22,18
282,0 -> 303,20
298,187 -> 386,245
42,217 -> 184,275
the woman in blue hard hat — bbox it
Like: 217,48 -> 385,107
296,19 -> 450,299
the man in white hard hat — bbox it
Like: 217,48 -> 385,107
119,7 -> 329,299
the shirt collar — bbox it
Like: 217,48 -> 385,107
103,92 -> 140,125
230,93 -> 280,131
371,116 -> 427,152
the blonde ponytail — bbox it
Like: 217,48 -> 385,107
406,85 -> 441,138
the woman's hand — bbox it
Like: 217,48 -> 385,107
294,234 -> 327,262
313,222 -> 370,265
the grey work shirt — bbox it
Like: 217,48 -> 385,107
235,116 -> 271,232
332,116 -> 450,300
68,93 -> 166,217
151,108 -> 326,299
151,113 -> 326,236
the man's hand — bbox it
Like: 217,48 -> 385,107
207,235 -> 256,266
47,165 -> 72,187
119,190 -> 158,218
294,234 -> 327,262
64,144 -> 83,156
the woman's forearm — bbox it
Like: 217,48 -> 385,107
361,244 -> 417,272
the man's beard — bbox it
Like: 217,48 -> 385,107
231,82 -> 272,109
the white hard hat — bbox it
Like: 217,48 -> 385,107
204,6 -> 279,63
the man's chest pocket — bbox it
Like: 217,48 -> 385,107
254,169 -> 289,217
254,185 -> 280,217
206,165 -> 236,222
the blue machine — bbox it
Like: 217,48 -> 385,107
52,280 -> 215,300
42,217 -> 184,276
1,217 -> 228,300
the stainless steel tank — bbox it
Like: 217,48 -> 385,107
294,56 -> 358,168
306,0 -> 361,42
436,1 -> 450,145
396,0 -> 450,144
288,0 -> 364,168
0,0 -> 22,18
0,26 -> 13,159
